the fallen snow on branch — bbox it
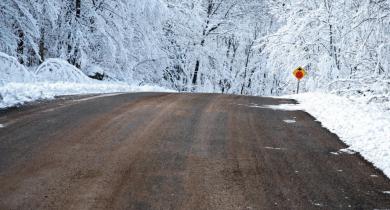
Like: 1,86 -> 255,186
35,58 -> 94,83
286,92 -> 390,178
0,52 -> 36,85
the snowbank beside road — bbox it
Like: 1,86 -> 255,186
286,93 -> 390,178
0,53 -> 174,109
0,82 -> 172,108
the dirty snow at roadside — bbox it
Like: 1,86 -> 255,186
284,93 -> 390,178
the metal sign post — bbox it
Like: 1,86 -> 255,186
293,66 -> 307,94
297,79 -> 300,94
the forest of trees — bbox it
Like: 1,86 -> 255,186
1,0 -> 389,96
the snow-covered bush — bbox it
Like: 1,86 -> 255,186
0,52 -> 36,86
35,59 -> 94,83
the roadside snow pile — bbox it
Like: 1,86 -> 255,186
287,92 -> 390,178
35,59 -> 94,83
129,84 -> 174,92
0,54 -> 173,108
0,82 -> 129,108
0,82 -> 173,108
0,52 -> 36,85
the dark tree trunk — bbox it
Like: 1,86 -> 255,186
39,28 -> 45,64
192,60 -> 200,86
246,68 -> 257,90
67,0 -> 81,68
74,0 -> 81,68
76,0 -> 81,18
240,54 -> 250,95
17,28 -> 25,64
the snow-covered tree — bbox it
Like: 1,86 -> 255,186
262,0 -> 390,95
161,0 -> 271,93
1,0 -> 388,97
0,0 -> 39,65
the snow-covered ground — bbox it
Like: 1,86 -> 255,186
0,82 -> 171,108
283,93 -> 390,178
0,53 -> 173,109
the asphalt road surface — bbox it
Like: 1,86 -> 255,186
0,93 -> 389,209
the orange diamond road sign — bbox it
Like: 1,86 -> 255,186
293,66 -> 307,80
